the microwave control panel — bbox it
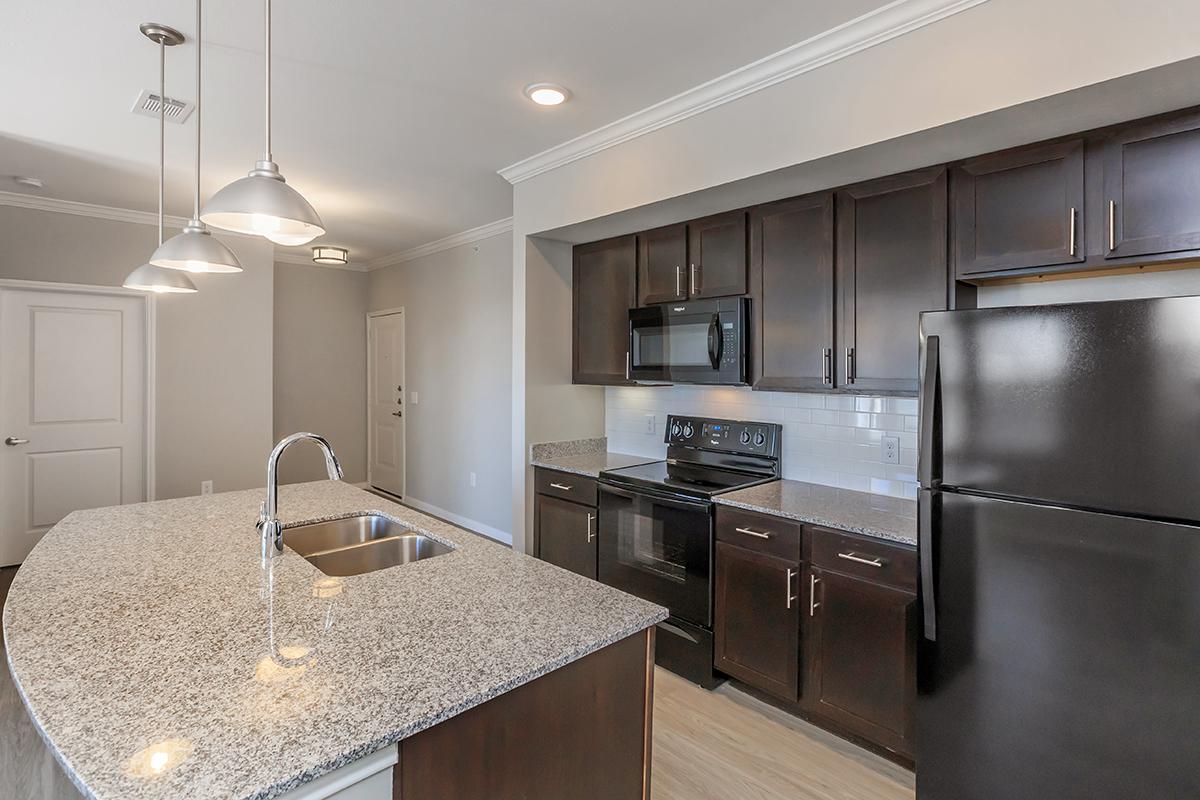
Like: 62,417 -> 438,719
665,415 -> 781,457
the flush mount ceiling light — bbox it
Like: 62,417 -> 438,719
523,82 -> 570,106
150,0 -> 242,274
201,0 -> 325,246
124,23 -> 198,295
311,246 -> 348,265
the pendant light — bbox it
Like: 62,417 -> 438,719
200,0 -> 324,245
149,0 -> 242,273
124,24 -> 198,295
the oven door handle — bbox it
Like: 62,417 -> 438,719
707,313 -> 723,370
599,482 -> 713,512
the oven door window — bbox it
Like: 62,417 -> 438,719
598,485 -> 712,627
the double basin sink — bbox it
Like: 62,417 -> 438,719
282,514 -> 453,576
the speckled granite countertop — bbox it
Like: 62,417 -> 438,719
531,451 -> 658,478
2,482 -> 666,800
716,480 -> 917,545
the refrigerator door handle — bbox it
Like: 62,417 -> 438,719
918,333 -> 940,487
919,490 -> 937,642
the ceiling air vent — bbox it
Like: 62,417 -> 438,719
130,88 -> 194,124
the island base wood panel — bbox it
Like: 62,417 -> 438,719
394,628 -> 655,800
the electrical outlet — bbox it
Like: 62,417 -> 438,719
644,413 -> 656,434
200,480 -> 213,496
409,391 -> 419,405
882,436 -> 900,464
469,472 -> 477,488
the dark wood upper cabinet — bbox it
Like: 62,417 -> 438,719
953,139 -> 1085,277
1103,110 -> 1200,260
573,236 -> 636,385
750,193 -> 834,391
714,541 -> 801,702
804,566 -> 916,758
688,209 -> 748,299
535,495 -> 597,580
837,166 -> 948,393
637,223 -> 688,305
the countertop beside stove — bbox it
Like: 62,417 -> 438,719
529,437 -> 658,478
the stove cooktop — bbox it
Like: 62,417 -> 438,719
600,459 -> 776,500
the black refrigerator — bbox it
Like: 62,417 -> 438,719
917,297 -> 1200,799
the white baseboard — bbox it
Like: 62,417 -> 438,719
394,496 -> 513,546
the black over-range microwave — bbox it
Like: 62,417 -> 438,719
628,297 -> 749,385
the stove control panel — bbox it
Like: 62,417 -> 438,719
665,414 -> 781,457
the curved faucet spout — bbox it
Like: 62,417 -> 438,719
258,432 -> 344,563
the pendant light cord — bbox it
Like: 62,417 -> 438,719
264,0 -> 272,162
158,39 -> 166,247
194,0 -> 202,220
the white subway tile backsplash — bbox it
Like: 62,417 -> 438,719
605,385 -> 920,500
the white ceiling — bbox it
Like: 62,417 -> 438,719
0,0 -> 891,262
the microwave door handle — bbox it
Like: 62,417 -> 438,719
707,314 -> 723,370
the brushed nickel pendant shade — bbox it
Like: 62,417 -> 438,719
151,0 -> 242,273
201,0 -> 324,245
124,23 -> 198,295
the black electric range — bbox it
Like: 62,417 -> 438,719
597,415 -> 782,688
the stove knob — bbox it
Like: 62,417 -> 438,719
753,430 -> 767,447
683,423 -> 694,438
670,421 -> 683,438
739,429 -> 752,445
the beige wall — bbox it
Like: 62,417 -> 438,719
369,232 -> 513,541
0,205 -> 275,499
273,262 -> 368,484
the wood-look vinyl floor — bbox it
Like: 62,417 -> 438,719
1,565 -> 913,800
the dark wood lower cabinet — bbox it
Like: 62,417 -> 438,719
713,541 -> 801,702
396,629 -> 654,800
536,494 -> 597,579
804,566 -> 917,758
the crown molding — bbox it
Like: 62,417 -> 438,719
0,190 -> 190,228
498,0 -> 990,184
274,251 -> 369,272
367,217 -> 513,271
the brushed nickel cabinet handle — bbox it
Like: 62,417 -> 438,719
810,573 -> 821,617
586,513 -> 595,543
734,526 -> 772,539
1108,199 -> 1117,252
675,265 -> 682,298
837,551 -> 886,568
1069,207 -> 1077,257
786,568 -> 798,610
822,347 -> 832,385
845,347 -> 855,384
690,263 -> 699,295
550,482 -> 573,491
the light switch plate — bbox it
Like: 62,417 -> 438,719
644,413 -> 656,434
469,472 -> 477,488
409,391 -> 419,405
882,435 -> 900,464
200,480 -> 213,496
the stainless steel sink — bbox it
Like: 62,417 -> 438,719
282,514 -> 453,576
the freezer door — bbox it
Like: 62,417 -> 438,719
917,491 -> 1200,800
920,296 -> 1200,520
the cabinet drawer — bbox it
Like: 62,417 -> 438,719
716,506 -> 802,561
809,527 -> 916,591
534,468 -> 597,506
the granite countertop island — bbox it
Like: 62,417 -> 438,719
716,479 -> 917,545
2,482 -> 666,800
529,437 -> 657,478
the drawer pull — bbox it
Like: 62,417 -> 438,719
586,512 -> 595,543
786,568 -> 798,610
837,551 -> 886,568
549,482 -> 573,491
810,573 -> 821,617
734,526 -> 772,540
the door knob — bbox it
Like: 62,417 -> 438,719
5,437 -> 30,446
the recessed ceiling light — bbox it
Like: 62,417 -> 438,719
523,83 -> 570,106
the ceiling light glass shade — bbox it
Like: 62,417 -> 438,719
201,160 -> 325,246
149,220 -> 243,273
123,262 -> 199,293
312,246 -> 348,265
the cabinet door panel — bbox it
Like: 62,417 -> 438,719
1104,111 -> 1200,259
806,567 -> 916,756
573,236 -> 636,385
837,167 -> 948,392
637,224 -> 687,305
714,542 -> 800,702
688,210 -> 747,299
536,496 -> 597,579
953,139 -> 1084,276
750,193 -> 834,391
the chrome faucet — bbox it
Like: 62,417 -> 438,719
257,432 -> 344,562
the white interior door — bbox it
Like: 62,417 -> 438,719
368,311 -> 405,497
0,288 -> 147,566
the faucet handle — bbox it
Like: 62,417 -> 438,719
256,499 -> 268,530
